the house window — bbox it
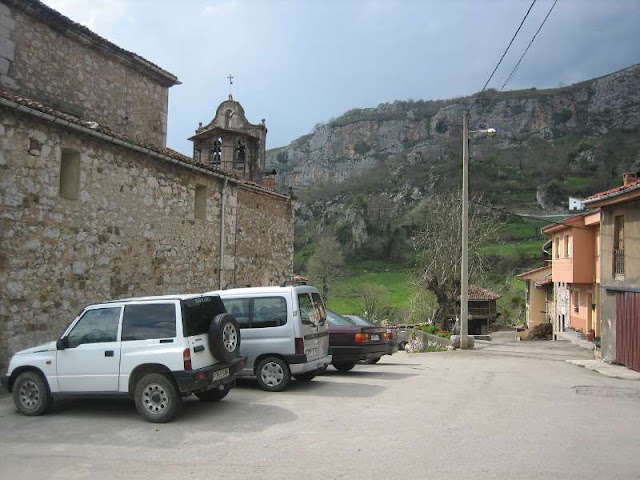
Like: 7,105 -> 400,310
59,148 -> 80,199
564,234 -> 570,258
573,290 -> 580,313
614,215 -> 625,277
555,237 -> 560,259
195,185 -> 207,220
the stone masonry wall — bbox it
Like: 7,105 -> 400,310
0,1 -> 169,148
0,108 -> 293,370
234,187 -> 294,287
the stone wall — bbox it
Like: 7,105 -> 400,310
0,107 -> 293,370
233,187 -> 294,287
0,0 -> 172,148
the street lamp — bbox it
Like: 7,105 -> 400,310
460,112 -> 496,349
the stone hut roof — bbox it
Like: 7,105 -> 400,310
5,0 -> 180,87
467,285 -> 500,301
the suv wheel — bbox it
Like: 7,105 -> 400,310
256,357 -> 291,392
209,314 -> 240,363
333,362 -> 356,372
134,373 -> 181,423
13,371 -> 51,416
195,384 -> 231,402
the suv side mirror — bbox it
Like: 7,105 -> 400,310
56,337 -> 69,350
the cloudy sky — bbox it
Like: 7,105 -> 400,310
42,0 -> 640,155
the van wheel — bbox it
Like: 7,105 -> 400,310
256,357 -> 291,392
294,372 -> 316,382
13,371 -> 51,416
195,384 -> 231,402
209,314 -> 240,363
134,373 -> 181,423
333,362 -> 356,372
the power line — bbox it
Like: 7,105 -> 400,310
472,0 -> 538,107
501,0 -> 560,90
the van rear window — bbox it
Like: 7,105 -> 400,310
181,296 -> 227,336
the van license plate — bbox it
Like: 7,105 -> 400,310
212,368 -> 229,382
305,347 -> 318,357
370,334 -> 380,341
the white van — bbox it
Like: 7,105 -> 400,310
207,286 -> 331,392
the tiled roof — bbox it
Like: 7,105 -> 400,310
0,88 -> 289,198
516,265 -> 552,279
584,180 -> 640,204
468,285 -> 500,301
6,0 -> 179,86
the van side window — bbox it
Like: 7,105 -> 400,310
122,304 -> 176,341
222,298 -> 252,328
253,297 -> 287,328
310,293 -> 327,326
298,294 -> 315,325
222,297 -> 287,329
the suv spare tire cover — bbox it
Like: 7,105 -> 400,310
209,313 -> 240,363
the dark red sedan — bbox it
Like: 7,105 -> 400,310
326,309 -> 388,371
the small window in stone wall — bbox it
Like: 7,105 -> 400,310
59,148 -> 81,199
195,185 -> 207,220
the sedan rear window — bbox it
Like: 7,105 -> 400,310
326,309 -> 354,326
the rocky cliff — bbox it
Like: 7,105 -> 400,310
268,64 -> 640,197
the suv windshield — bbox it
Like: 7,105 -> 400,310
181,296 -> 227,336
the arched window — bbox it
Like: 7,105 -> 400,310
210,137 -> 222,167
235,140 -> 246,172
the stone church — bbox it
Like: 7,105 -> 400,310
0,0 -> 293,369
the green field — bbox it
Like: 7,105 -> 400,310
322,216 -> 544,322
326,261 -> 412,314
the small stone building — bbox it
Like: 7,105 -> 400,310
0,0 -> 293,369
467,286 -> 500,335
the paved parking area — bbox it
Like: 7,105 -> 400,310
1,335 -> 639,479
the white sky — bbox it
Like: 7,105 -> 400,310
42,0 -> 640,155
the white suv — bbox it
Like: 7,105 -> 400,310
1,294 -> 244,423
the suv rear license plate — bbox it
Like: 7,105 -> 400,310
212,368 -> 229,383
370,334 -> 380,341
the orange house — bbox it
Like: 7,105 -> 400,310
542,211 -> 601,337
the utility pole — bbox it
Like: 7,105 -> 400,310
460,111 -> 470,349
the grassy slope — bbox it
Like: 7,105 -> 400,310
326,216 -> 548,321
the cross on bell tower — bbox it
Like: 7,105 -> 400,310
227,73 -> 234,98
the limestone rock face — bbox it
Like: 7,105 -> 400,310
268,65 -> 640,190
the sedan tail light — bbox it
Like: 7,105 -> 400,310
383,333 -> 389,342
355,333 -> 370,343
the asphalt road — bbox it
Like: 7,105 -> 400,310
1,332 -> 639,480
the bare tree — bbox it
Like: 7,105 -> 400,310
409,191 -> 500,324
357,283 -> 391,324
307,234 -> 345,302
